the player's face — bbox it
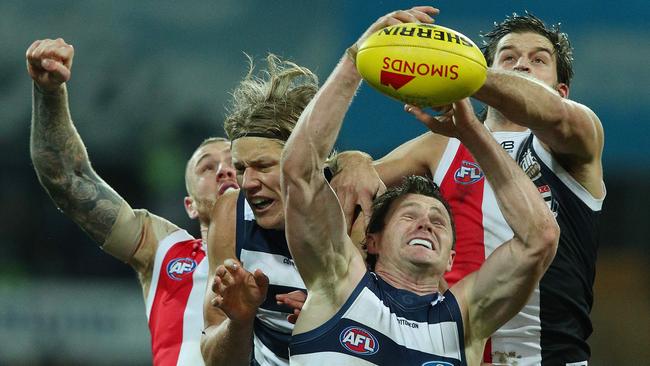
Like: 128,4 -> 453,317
378,194 -> 454,273
187,141 -> 239,221
492,32 -> 562,92
231,137 -> 285,230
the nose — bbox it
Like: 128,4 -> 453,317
513,57 -> 531,73
240,167 -> 260,190
216,164 -> 236,182
416,218 -> 434,234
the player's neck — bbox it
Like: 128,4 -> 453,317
200,224 -> 208,243
485,108 -> 528,133
375,266 -> 442,296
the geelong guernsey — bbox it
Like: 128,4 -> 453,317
434,131 -> 603,365
145,229 -> 208,366
289,272 -> 467,366
235,192 -> 306,366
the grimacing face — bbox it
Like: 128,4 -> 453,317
493,32 -> 568,97
231,137 -> 285,230
185,140 -> 239,222
370,194 -> 455,275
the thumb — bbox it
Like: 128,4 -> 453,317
253,269 -> 270,291
223,258 -> 244,278
452,98 -> 476,122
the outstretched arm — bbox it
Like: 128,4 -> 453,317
408,100 -> 559,341
201,191 -> 257,366
27,38 -> 163,271
476,69 -> 604,195
281,8 -> 439,293
280,51 -> 363,293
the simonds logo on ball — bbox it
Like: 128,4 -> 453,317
381,57 -> 459,90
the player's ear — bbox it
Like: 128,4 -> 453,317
365,233 -> 380,255
446,249 -> 456,272
556,83 -> 569,98
184,196 -> 198,219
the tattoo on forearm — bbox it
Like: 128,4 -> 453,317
31,85 -> 123,244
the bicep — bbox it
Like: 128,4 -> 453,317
533,101 -> 604,162
284,172 -> 357,289
374,132 -> 448,187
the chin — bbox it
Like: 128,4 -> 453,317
254,211 -> 284,230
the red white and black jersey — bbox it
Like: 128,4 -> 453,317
434,131 -> 603,365
145,230 -> 208,366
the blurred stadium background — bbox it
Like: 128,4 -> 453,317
1,1 -> 648,364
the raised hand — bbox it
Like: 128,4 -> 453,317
349,6 -> 439,62
26,38 -> 74,92
211,259 -> 269,323
405,98 -> 481,139
329,151 -> 386,232
275,290 -> 307,324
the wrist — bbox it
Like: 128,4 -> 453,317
227,313 -> 257,331
345,43 -> 359,66
33,81 -> 65,97
327,150 -> 373,177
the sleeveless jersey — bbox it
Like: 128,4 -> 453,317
434,131 -> 603,365
235,192 -> 306,366
145,229 -> 208,366
289,272 -> 467,366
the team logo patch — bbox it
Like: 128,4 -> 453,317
519,149 -> 542,181
166,258 -> 197,281
339,326 -> 379,355
422,362 -> 454,366
453,160 -> 484,185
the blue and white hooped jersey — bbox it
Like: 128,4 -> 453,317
235,192 -> 306,366
289,272 -> 467,366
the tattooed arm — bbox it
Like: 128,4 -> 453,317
27,38 -> 169,277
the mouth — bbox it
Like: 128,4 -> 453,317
218,182 -> 239,196
408,238 -> 434,250
248,196 -> 274,212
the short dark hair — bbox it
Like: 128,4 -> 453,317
365,176 -> 456,270
481,11 -> 574,86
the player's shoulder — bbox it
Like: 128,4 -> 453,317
133,208 -> 182,239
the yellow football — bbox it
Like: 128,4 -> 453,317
356,23 -> 487,107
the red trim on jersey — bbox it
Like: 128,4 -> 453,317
440,144 -> 491,362
149,239 -> 205,366
440,145 -> 486,286
483,338 -> 492,362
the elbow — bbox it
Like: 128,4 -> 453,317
200,329 -> 219,366
280,152 -> 307,193
200,334 -> 211,365
534,219 -> 560,270
280,142 -> 322,188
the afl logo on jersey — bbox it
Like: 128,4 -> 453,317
454,160 -> 484,185
339,326 -> 379,355
422,362 -> 454,366
166,258 -> 197,281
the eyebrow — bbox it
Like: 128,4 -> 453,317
400,201 -> 448,216
232,156 -> 276,168
194,153 -> 213,168
498,45 -> 554,56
